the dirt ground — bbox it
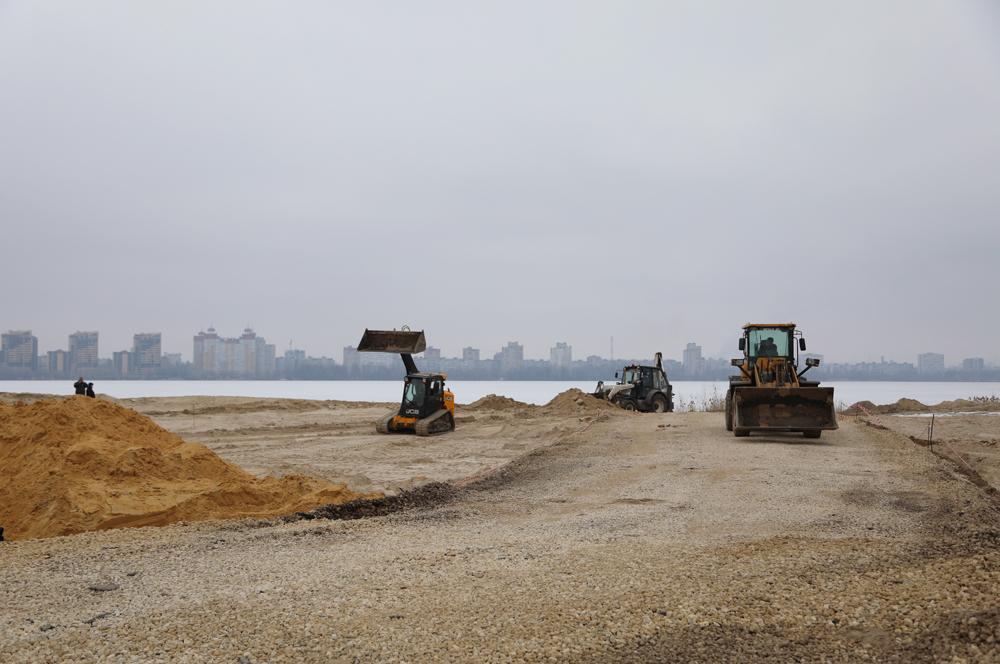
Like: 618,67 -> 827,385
123,393 -> 598,495
878,412 -> 1000,494
1,391 -> 999,663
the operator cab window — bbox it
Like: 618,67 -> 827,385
403,380 -> 425,405
749,328 -> 790,358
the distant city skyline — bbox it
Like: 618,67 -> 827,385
0,324 -> 993,376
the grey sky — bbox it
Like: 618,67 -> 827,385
2,1 -> 999,365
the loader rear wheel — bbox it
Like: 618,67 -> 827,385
650,395 -> 668,413
803,429 -> 822,439
725,394 -> 733,431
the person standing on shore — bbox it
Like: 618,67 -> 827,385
74,377 -> 87,395
86,383 -> 96,398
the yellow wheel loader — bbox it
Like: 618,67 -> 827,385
357,328 -> 456,436
725,323 -> 837,438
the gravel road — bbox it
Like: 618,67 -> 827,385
2,411 -> 998,663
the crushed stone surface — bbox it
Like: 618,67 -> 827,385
1,397 -> 998,663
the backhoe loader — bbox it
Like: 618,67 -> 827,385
357,328 -> 455,436
726,323 -> 837,438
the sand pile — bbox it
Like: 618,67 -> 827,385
852,397 -> 1000,415
0,397 -> 381,541
465,394 -> 529,411
544,388 -> 614,413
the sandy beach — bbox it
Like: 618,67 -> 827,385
1,390 -> 998,663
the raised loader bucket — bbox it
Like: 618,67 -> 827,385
357,329 -> 427,354
732,386 -> 837,434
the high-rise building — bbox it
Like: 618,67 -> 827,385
496,342 -> 524,372
424,346 -> 442,360
113,351 -> 133,375
192,327 -> 271,376
963,358 -> 984,372
462,347 -> 480,362
683,342 -> 704,376
1,330 -> 38,371
193,327 -> 220,372
47,349 -> 69,373
69,331 -> 99,372
550,342 -> 572,369
917,353 -> 944,374
133,333 -> 162,376
343,346 -> 361,373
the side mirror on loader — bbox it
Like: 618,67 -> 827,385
738,338 -> 745,351
799,338 -> 807,351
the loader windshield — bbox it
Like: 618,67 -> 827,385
402,380 -> 425,408
748,328 -> 791,358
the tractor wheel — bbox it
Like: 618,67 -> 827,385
725,394 -> 733,431
621,400 -> 637,412
650,395 -> 668,413
734,428 -> 749,438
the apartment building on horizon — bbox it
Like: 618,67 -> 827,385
69,331 -> 99,373
1,330 -> 38,371
193,327 -> 275,376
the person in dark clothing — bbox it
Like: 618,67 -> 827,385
757,337 -> 779,357
74,377 -> 87,395
86,383 -> 96,398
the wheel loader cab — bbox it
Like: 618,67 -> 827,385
747,327 -> 793,361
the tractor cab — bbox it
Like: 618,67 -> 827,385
401,373 -> 449,420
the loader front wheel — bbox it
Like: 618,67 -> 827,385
734,428 -> 749,438
803,429 -> 822,439
725,393 -> 733,431
621,400 -> 637,412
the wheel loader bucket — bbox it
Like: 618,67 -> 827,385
357,329 -> 427,354
732,386 -> 837,434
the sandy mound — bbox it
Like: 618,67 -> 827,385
0,397 -> 381,541
856,397 -> 1000,415
544,388 -> 614,413
465,394 -> 529,411
872,398 -> 928,414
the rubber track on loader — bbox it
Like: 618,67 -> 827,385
415,409 -> 455,436
375,411 -> 398,434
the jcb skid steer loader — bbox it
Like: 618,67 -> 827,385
726,323 -> 837,438
357,328 -> 456,436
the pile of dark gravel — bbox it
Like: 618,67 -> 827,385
285,482 -> 464,523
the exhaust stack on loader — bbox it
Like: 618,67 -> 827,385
725,323 -> 837,438
357,328 -> 455,436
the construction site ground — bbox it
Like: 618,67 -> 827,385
1,393 -> 998,663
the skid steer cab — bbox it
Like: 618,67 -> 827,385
357,328 -> 456,436
593,352 -> 674,413
384,372 -> 456,435
725,323 -> 836,438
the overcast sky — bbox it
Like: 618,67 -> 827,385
1,1 -> 998,366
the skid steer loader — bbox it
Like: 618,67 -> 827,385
725,323 -> 837,438
357,328 -> 456,436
